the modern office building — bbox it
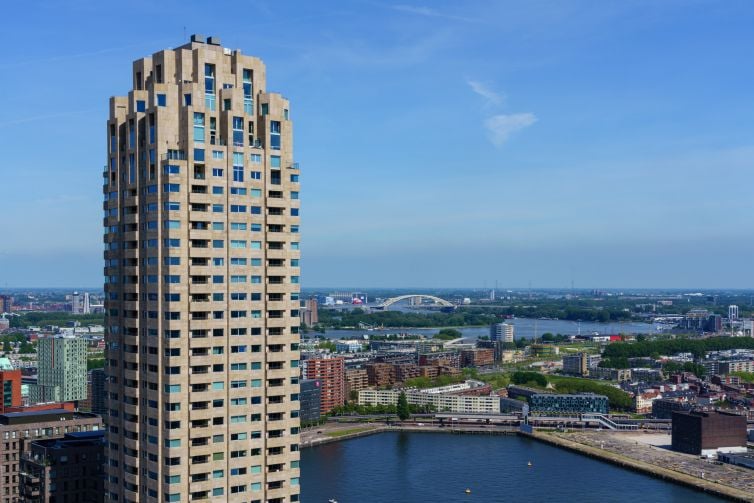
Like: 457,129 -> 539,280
299,379 -> 321,424
103,35 -> 301,502
19,430 -> 105,503
490,322 -> 514,343
0,409 -> 102,503
32,336 -> 87,403
303,358 -> 344,414
90,368 -> 107,416
671,410 -> 747,457
529,393 -> 609,415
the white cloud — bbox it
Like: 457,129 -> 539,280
484,113 -> 537,146
390,4 -> 480,23
467,79 -> 503,106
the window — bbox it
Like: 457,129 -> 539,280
212,150 -> 224,159
136,100 -> 146,112
251,258 -> 262,266
230,275 -> 246,283
164,201 -> 180,211
212,168 -> 224,177
251,223 -> 262,232
230,240 -> 246,249
157,94 -> 166,107
163,184 -> 180,193
250,206 -> 261,215
270,155 -> 281,168
291,174 -> 299,182
193,113 -> 205,143
184,93 -> 192,106
270,121 -> 281,150
212,240 -> 224,248
250,171 -> 261,180
205,63 -> 215,95
230,187 -> 247,195
232,117 -> 243,146
165,220 -> 180,229
212,222 -> 224,230
261,103 -> 268,116
164,384 -> 181,393
230,223 -> 247,231
233,152 -> 244,182
164,164 -> 180,175
243,69 -> 253,113
212,186 -> 223,195
291,242 -> 300,250
194,148 -> 205,162
291,208 -> 299,216
250,153 -> 262,163
291,191 -> 299,199
250,188 -> 262,198
250,241 -> 261,250
212,204 -> 224,213
213,257 -> 224,266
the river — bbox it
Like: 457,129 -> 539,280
300,432 -> 722,502
312,317 -> 659,341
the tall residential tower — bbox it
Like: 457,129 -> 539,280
104,35 -> 301,503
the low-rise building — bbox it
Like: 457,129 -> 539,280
366,363 -> 395,387
529,393 -> 609,415
590,367 -> 632,382
0,409 -> 102,501
461,348 -> 494,368
652,398 -> 694,419
19,430 -> 105,503
344,369 -> 369,397
671,410 -> 747,457
335,340 -> 363,353
358,386 -> 500,414
634,390 -> 662,414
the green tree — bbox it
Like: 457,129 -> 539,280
2,340 -> 11,353
396,392 -> 410,421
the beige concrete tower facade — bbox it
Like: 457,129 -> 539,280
103,35 -> 301,503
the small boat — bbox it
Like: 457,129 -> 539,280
527,461 -> 532,467
329,499 -> 338,503
465,488 -> 472,494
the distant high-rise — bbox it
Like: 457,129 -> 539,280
0,295 -> 12,314
490,322 -> 514,343
728,305 -> 739,320
33,336 -> 87,403
103,35 -> 301,502
304,357 -> 345,414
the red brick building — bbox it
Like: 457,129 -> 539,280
0,370 -> 22,413
304,358 -> 345,414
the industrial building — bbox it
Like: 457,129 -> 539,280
529,393 -> 609,415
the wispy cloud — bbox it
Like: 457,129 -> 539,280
467,79 -> 503,106
390,4 -> 480,23
484,113 -> 537,146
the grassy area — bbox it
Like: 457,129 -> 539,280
325,427 -> 376,438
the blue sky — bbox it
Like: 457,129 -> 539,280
1,0 -> 754,289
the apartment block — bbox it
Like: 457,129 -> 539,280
365,363 -> 395,387
33,336 -> 87,403
0,409 -> 102,503
344,368 -> 368,397
19,430 -> 105,503
103,35 -> 301,502
460,348 -> 494,368
303,358 -> 344,414
490,322 -> 514,343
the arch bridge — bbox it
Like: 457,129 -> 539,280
374,294 -> 455,310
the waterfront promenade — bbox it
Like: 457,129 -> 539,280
531,430 -> 754,502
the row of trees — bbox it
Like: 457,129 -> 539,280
603,336 -> 754,360
10,312 -> 104,329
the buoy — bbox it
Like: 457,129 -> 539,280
465,488 -> 472,494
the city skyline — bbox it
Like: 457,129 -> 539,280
3,1 -> 754,289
